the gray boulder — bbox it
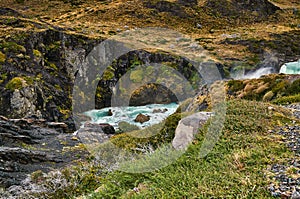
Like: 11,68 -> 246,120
172,112 -> 212,150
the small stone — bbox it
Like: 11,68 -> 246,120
196,23 -> 202,29
71,136 -> 79,141
269,185 -> 275,192
0,115 -> 8,121
152,108 -> 168,113
99,123 -> 115,134
292,191 -> 300,199
16,53 -> 24,59
280,185 -> 288,192
133,187 -> 139,192
268,106 -> 275,111
271,191 -> 281,197
281,192 -> 289,199
169,44 -> 175,49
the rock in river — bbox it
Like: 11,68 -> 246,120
134,113 -> 150,124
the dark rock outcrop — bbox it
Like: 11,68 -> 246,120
0,25 -> 203,118
0,7 -> 24,17
144,0 -> 190,18
206,0 -> 280,21
177,0 -> 197,6
129,84 -> 178,106
0,117 -> 87,188
0,27 -> 101,120
95,50 -> 202,109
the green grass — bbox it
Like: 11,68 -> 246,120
272,93 -> 300,105
82,100 -> 295,198
0,41 -> 26,53
11,99 -> 297,198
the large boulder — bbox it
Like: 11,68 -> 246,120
8,86 -> 38,118
172,112 -> 212,150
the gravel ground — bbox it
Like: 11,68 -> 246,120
268,103 -> 300,198
285,103 -> 300,120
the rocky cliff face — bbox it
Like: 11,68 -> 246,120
0,28 -> 100,121
0,27 -> 207,119
94,50 -> 205,109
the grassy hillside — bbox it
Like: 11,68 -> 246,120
6,99 -> 298,198
85,100 -> 296,199
0,0 -> 299,69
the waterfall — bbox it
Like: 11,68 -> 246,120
279,60 -> 300,74
231,67 -> 273,80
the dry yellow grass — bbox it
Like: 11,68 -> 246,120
0,0 -> 299,65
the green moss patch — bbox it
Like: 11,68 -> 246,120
5,77 -> 27,90
273,94 -> 300,105
33,49 -> 42,58
1,41 -> 26,53
0,51 -> 6,63
129,69 -> 143,83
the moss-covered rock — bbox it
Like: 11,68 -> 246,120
129,69 -> 143,83
5,77 -> 27,91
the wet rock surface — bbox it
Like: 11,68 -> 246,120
268,103 -> 300,198
0,116 -> 88,188
134,113 -> 150,124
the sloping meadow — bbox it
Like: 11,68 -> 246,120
3,99 -> 298,198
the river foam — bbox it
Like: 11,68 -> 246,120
84,103 -> 179,129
